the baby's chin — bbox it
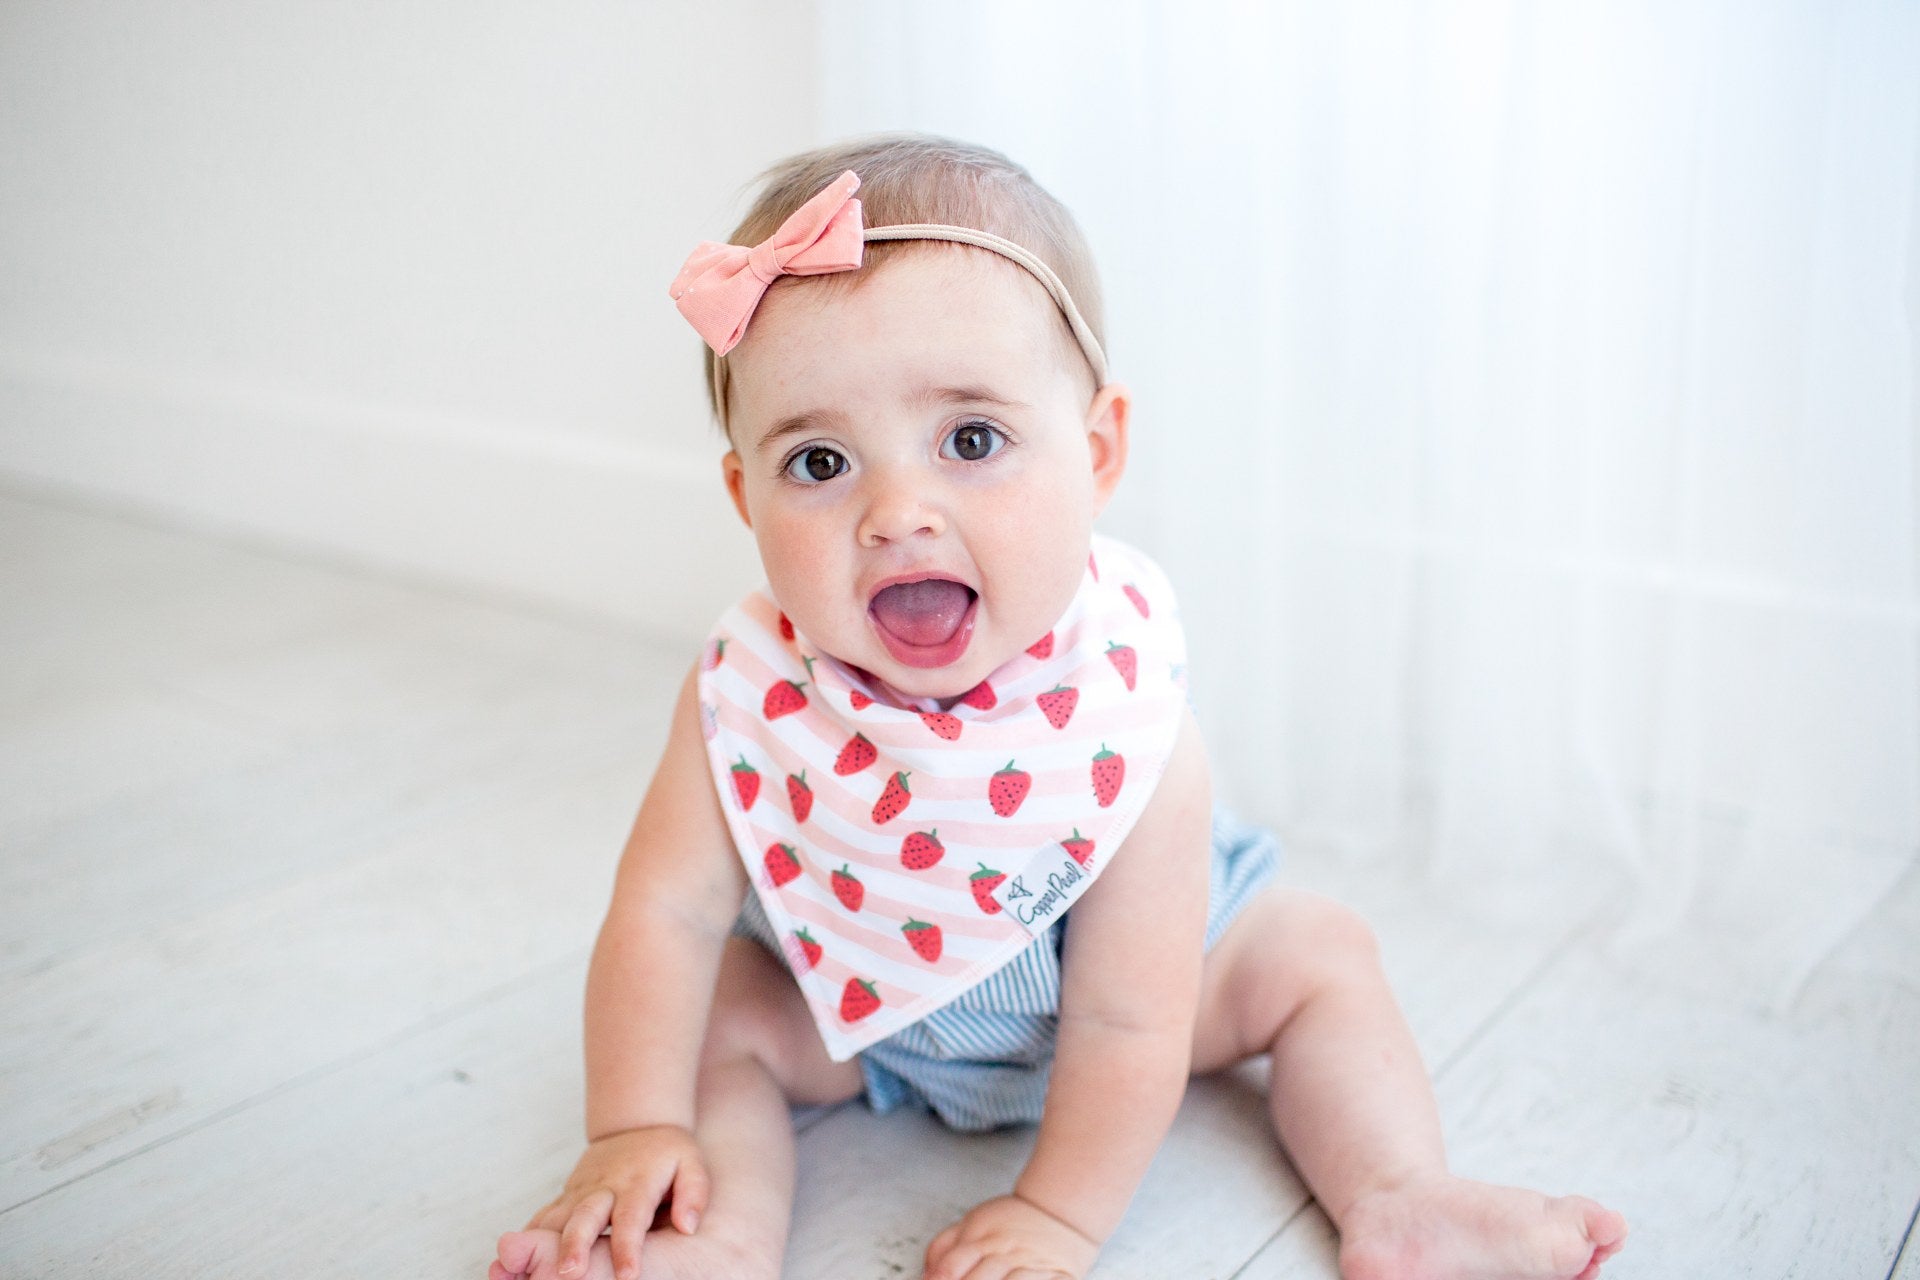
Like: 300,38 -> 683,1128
857,660 -> 984,704
872,640 -> 1031,704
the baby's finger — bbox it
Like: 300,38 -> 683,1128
523,1198 -> 568,1233
669,1153 -> 711,1233
922,1236 -> 980,1280
607,1198 -> 649,1280
954,1251 -> 1013,1280
923,1221 -> 960,1267
557,1189 -> 615,1278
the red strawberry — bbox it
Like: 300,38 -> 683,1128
1062,828 -> 1095,866
850,689 -> 873,710
1037,685 -> 1079,730
831,864 -> 864,912
763,678 -> 808,719
764,842 -> 801,887
1106,641 -> 1138,691
840,976 -> 881,1023
872,771 -> 912,824
793,927 -> 822,970
834,732 -> 877,775
778,612 -> 796,642
1092,745 -> 1125,807
1088,550 -> 1100,581
901,918 -> 943,962
988,760 -> 1031,817
920,711 -> 962,740
1123,583 -> 1150,617
730,756 -> 761,810
900,829 -> 945,870
1027,631 -> 1055,660
702,638 -> 727,671
787,770 -> 813,822
969,862 -> 1006,914
960,680 -> 997,710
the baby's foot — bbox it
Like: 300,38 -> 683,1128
1336,1175 -> 1627,1280
490,1225 -> 781,1280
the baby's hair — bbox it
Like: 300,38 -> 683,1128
703,132 -> 1107,437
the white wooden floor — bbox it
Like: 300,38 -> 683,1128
2,484 -> 1916,1279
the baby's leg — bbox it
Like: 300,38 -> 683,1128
1191,888 -> 1627,1280
497,937 -> 864,1280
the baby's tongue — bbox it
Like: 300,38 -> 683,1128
870,579 -> 973,647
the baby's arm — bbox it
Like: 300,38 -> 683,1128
525,661 -> 750,1278
923,707 -> 1213,1279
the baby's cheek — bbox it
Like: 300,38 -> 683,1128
994,524 -> 1090,629
755,552 -> 816,623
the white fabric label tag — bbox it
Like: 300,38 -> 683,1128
990,846 -> 1099,935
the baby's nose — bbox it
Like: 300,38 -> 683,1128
857,470 -> 946,547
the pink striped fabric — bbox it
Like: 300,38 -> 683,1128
696,533 -> 1189,1060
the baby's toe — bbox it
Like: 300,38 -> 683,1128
1558,1196 -> 1627,1279
495,1229 -> 557,1278
1569,1197 -> 1627,1249
1588,1204 -> 1628,1254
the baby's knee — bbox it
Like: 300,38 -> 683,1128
1197,890 -> 1388,1067
1243,889 -> 1382,996
1290,894 -> 1381,976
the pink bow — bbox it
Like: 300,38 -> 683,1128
669,170 -> 866,356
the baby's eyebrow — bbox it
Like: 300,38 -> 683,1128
755,410 -> 845,454
918,384 -> 1028,414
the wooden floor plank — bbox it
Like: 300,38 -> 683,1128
0,742 -> 650,1210
0,649 -> 663,982
0,962 -> 594,1278
0,489 -> 410,712
0,485 -> 683,983
0,683 -> 274,838
1890,1202 -> 1920,1280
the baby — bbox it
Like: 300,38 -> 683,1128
491,134 -> 1627,1280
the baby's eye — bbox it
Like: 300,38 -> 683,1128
942,420 -> 1008,463
784,445 -> 849,485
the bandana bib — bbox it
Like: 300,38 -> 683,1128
696,533 -> 1189,1061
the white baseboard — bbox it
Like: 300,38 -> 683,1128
0,349 -> 762,646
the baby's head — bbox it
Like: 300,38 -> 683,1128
677,134 -> 1129,707
699,135 -> 1109,433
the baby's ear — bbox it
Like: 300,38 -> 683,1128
721,450 -> 754,529
1085,383 -> 1131,513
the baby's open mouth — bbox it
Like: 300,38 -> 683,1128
868,578 -> 979,668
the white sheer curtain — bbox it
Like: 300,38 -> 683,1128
819,0 -> 1918,995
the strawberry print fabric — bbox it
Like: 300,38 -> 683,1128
696,532 -> 1190,1061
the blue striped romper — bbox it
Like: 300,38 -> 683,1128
733,804 -> 1281,1132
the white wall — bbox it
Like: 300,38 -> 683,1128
0,1 -> 816,636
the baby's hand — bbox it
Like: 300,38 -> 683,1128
523,1124 -> 709,1280
922,1194 -> 1102,1280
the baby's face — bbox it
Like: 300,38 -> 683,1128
721,246 -> 1126,704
